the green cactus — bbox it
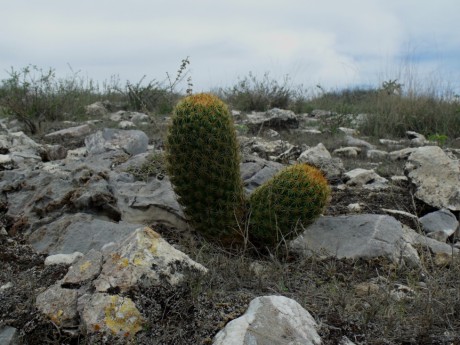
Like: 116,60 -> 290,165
166,93 -> 245,242
249,163 -> 330,248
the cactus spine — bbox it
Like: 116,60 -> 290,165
166,93 -> 245,242
249,163 -> 330,247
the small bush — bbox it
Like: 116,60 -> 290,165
0,65 -> 101,133
219,72 -> 293,112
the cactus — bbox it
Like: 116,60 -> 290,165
166,93 -> 245,242
249,163 -> 330,248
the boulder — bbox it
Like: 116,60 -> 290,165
93,227 -> 207,292
240,155 -> 284,194
35,284 -> 79,327
298,143 -> 344,181
344,135 -> 375,149
333,147 -> 361,158
344,168 -> 388,190
79,293 -> 144,337
28,213 -> 140,254
85,128 -> 149,156
419,209 -> 459,242
85,101 -> 109,118
61,249 -> 103,285
109,173 -> 187,229
389,147 -> 417,161
406,131 -> 428,146
405,146 -> 460,211
246,108 -> 299,133
366,149 -> 388,160
239,136 -> 294,160
290,214 -> 420,266
0,326 -> 19,345
213,295 -> 321,345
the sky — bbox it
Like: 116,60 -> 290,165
1,0 -> 459,95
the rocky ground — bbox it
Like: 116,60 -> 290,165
1,105 -> 460,344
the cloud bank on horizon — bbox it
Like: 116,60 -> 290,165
1,0 -> 459,94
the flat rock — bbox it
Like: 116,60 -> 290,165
45,124 -> 92,139
333,147 -> 361,158
44,252 -> 84,266
28,213 -> 140,254
85,128 -> 148,156
240,155 -> 284,194
93,227 -> 207,292
344,135 -> 375,149
109,173 -> 187,229
246,108 -> 299,132
405,146 -> 460,211
344,168 -> 388,190
213,295 -> 321,345
290,214 -> 420,266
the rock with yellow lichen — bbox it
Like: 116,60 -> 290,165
93,226 -> 208,292
79,293 -> 144,337
62,249 -> 103,285
35,284 -> 79,327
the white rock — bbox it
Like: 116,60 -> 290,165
119,120 -> 136,129
344,168 -> 388,190
333,147 -> 361,158
406,146 -> 460,211
213,296 -> 321,345
93,227 -> 207,292
44,252 -> 84,266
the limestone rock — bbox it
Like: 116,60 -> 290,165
85,101 -> 109,118
366,149 -> 388,160
344,135 -> 375,149
85,128 -> 148,156
62,249 -> 103,285
35,284 -> 79,327
44,252 -> 84,266
119,120 -> 136,129
344,168 -> 388,190
29,213 -> 139,255
333,147 -> 361,158
213,295 -> 321,345
246,108 -> 299,133
79,293 -> 144,337
298,143 -> 344,181
389,147 -> 417,161
93,227 -> 207,292
290,214 -> 420,266
109,174 -> 187,230
405,146 -> 460,211
0,326 -> 19,345
240,155 -> 284,194
419,209 -> 459,242
45,124 -> 92,139
239,136 -> 295,160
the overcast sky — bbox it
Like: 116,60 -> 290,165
2,0 -> 459,94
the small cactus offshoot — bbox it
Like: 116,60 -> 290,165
249,163 -> 330,248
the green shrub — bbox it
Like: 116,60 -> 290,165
0,65 -> 102,133
166,93 -> 245,243
219,72 -> 293,111
249,163 -> 330,248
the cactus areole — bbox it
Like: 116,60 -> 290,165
166,93 -> 245,242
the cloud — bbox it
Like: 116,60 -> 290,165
1,0 -> 458,92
